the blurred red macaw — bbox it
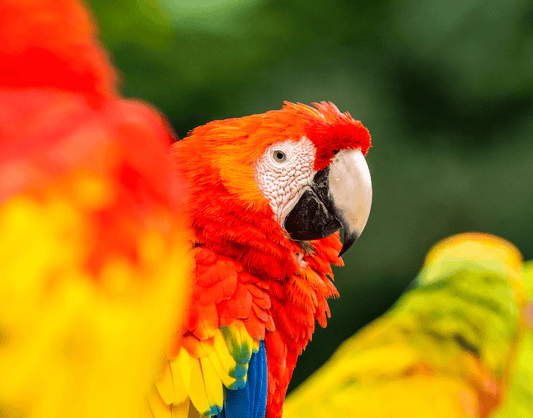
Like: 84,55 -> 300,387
0,1 -> 193,417
148,102 -> 373,418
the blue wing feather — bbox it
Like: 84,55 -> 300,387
216,341 -> 267,418
253,342 -> 267,417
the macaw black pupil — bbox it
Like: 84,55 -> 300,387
274,151 -> 286,162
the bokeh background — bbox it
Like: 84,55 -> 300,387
87,0 -> 533,392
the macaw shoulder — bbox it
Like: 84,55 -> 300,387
182,246 -> 276,349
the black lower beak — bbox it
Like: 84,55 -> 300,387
282,149 -> 372,256
282,180 -> 341,242
283,166 -> 343,241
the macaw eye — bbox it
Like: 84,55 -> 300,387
272,150 -> 287,163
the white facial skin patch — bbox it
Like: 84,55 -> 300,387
254,137 -> 317,225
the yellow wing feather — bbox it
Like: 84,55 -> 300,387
150,320 -> 259,417
171,350 -> 192,403
207,351 -> 238,389
170,400 -> 192,418
199,358 -> 224,414
188,358 -> 214,416
213,329 -> 240,379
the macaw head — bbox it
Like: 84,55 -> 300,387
172,101 -> 372,277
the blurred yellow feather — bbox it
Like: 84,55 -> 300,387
0,179 -> 193,418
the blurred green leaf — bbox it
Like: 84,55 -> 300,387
491,262 -> 533,417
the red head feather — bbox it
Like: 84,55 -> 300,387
279,101 -> 371,170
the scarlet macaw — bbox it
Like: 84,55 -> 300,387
283,233 -> 527,418
148,102 -> 373,418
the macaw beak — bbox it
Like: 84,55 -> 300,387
283,149 -> 372,256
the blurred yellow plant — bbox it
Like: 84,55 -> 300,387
490,261 -> 533,418
284,233 -> 527,418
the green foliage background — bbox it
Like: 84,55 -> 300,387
87,0 -> 533,392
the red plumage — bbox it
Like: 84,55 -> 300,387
171,102 -> 369,417
0,0 -> 117,103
